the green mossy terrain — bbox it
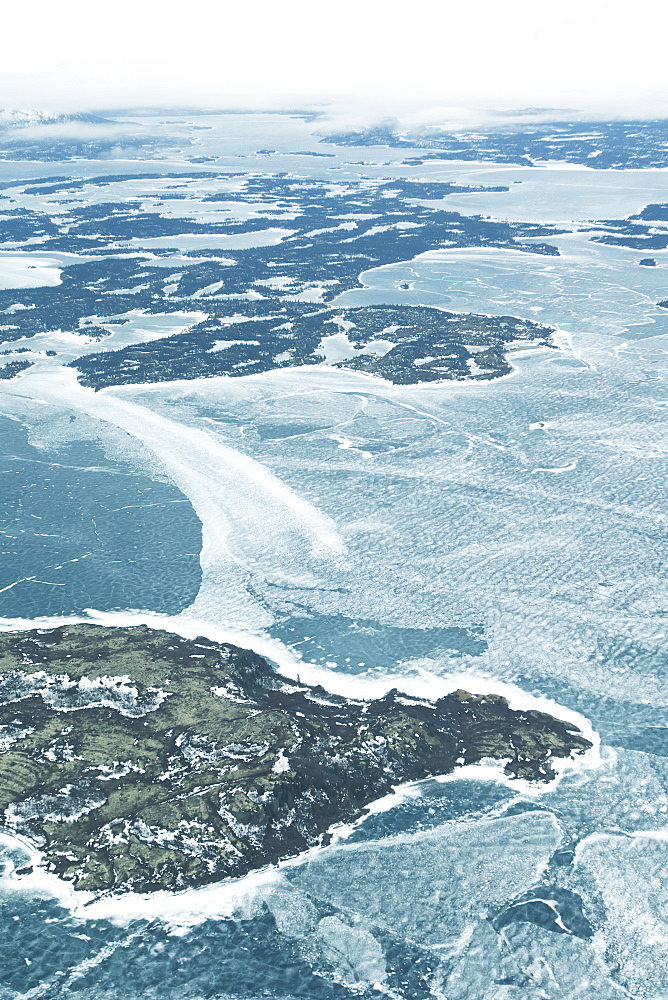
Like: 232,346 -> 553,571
0,625 -> 591,894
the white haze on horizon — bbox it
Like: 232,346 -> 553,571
1,0 -> 667,122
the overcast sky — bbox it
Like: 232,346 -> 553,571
2,0 -> 667,117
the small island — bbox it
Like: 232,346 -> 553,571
71,304 -> 554,388
0,359 -> 33,380
0,625 -> 591,894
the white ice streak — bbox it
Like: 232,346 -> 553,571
1,365 -> 345,630
122,229 -> 294,252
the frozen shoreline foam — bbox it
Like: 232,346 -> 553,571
1,365 -> 346,632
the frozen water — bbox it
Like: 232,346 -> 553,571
0,412 -> 201,618
1,113 -> 668,997
290,811 -> 565,947
0,253 -> 64,289
334,232 -> 668,341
